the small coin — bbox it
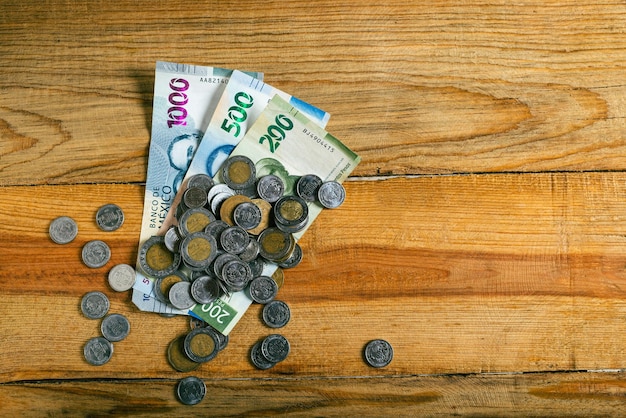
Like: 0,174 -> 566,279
250,340 -> 276,370
154,273 -> 184,304
187,173 -> 215,192
220,225 -> 250,255
183,186 -> 209,209
262,300 -> 291,329
221,258 -> 253,292
248,257 -> 266,278
164,226 -> 181,253
204,219 -> 230,241
169,281 -> 195,310
238,238 -> 260,262
80,291 -> 110,319
261,334 -> 290,363
318,181 -> 346,209
364,339 -> 394,368
49,216 -> 78,244
190,275 -> 220,304
178,207 -> 216,236
212,252 -> 240,279
167,335 -> 200,372
176,376 -> 206,406
256,174 -> 285,203
183,328 -> 219,363
222,155 -> 256,190
249,276 -> 278,304
180,232 -> 218,270
84,336 -> 114,366
257,228 -> 294,262
296,174 -> 323,202
278,243 -> 303,269
247,198 -> 272,235
101,313 -> 130,342
107,263 -> 136,292
233,201 -> 262,230
138,236 -> 181,278
96,204 -> 125,231
81,240 -> 111,269
219,194 -> 253,226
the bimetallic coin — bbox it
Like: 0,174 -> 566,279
138,236 -> 181,278
233,201 -> 262,231
80,291 -> 110,319
278,243 -> 303,269
183,186 -> 208,209
222,155 -> 256,190
49,216 -> 78,244
164,226 -> 181,253
261,334 -> 290,363
178,207 -> 216,237
167,335 -> 200,372
96,204 -> 124,231
101,313 -> 130,342
169,281 -> 195,310
84,336 -> 114,366
274,195 -> 309,233
181,232 -> 218,270
190,275 -> 220,304
250,340 -> 275,370
318,181 -> 346,209
364,339 -> 394,368
257,228 -> 295,262
256,174 -> 285,203
262,300 -> 291,329
221,258 -> 252,292
220,226 -> 250,255
184,327 -> 219,363
296,174 -> 323,202
107,263 -> 136,292
249,276 -> 278,304
176,376 -> 206,406
82,240 -> 111,269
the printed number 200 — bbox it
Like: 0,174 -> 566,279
200,301 -> 231,324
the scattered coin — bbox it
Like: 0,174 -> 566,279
49,216 -> 78,244
184,327 -> 219,363
221,258 -> 253,292
260,334 -> 290,363
81,240 -> 111,268
262,300 -> 291,329
238,238 -> 260,262
219,194 -> 253,226
101,313 -> 131,342
249,276 -> 278,304
271,267 -> 285,290
164,226 -> 181,253
318,180 -> 346,209
167,335 -> 200,373
296,174 -> 323,202
257,228 -> 294,262
247,198 -> 272,235
107,263 -> 136,292
273,195 -> 309,233
250,340 -> 276,370
204,219 -> 229,241
256,174 -> 285,203
363,339 -> 393,368
154,273 -> 183,304
176,376 -> 206,406
169,281 -> 195,310
81,291 -> 110,319
96,204 -> 125,231
221,155 -> 256,190
84,336 -> 114,366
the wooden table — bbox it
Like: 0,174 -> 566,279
2,1 -> 626,415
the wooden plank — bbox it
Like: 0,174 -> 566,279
2,0 -> 626,186
2,372 -> 626,416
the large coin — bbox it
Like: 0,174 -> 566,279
364,339 -> 393,368
178,207 -> 216,236
154,273 -> 183,304
247,198 -> 272,235
107,263 -> 136,292
219,194 -> 253,226
80,291 -> 110,319
260,334 -> 290,363
248,276 -> 278,304
296,174 -> 323,202
96,204 -> 125,232
101,313 -> 130,342
250,340 -> 275,370
318,181 -> 346,209
49,216 -> 78,244
84,336 -> 114,366
167,335 -> 200,372
183,327 -> 219,363
262,300 -> 291,329
176,376 -> 206,406
256,174 -> 285,203
138,236 -> 181,278
180,232 -> 218,270
257,228 -> 294,262
273,195 -> 309,233
221,155 -> 256,190
81,240 -> 111,269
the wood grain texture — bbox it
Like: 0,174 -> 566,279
2,0 -> 626,415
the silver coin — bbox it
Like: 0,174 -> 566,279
249,276 -> 278,304
187,173 -> 214,192
49,216 -> 78,244
248,257 -> 265,278
318,181 -> 346,209
96,204 -> 124,232
220,226 -> 250,255
233,202 -> 262,230
138,236 -> 181,279
221,155 -> 256,190
176,376 -> 206,406
80,291 -> 110,319
239,238 -> 260,262
278,243 -> 303,269
180,231 -> 218,270
204,219 -> 229,240
164,226 -> 181,253
256,174 -> 285,203
210,190 -> 234,215
212,253 -> 239,279
81,240 -> 111,269
296,174 -> 323,202
250,340 -> 275,370
169,281 -> 195,310
364,339 -> 393,368
262,300 -> 291,329
221,258 -> 252,292
107,263 -> 136,292
207,184 -> 235,207
101,313 -> 130,342
84,336 -> 114,366
190,275 -> 220,304
183,327 -> 220,363
183,186 -> 208,209
261,334 -> 290,363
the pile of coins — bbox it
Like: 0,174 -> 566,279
166,319 -> 229,373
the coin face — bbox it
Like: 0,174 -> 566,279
222,155 -> 256,190
183,328 -> 219,363
181,232 -> 218,270
183,186 -> 208,209
176,376 -> 206,406
107,263 -> 136,292
233,202 -> 262,230
96,204 -> 125,231
81,291 -> 110,319
169,281 -> 195,310
101,313 -> 130,342
81,240 -> 111,269
296,174 -> 323,202
262,300 -> 291,329
220,226 -> 250,255
261,334 -> 290,363
190,275 -> 220,304
364,339 -> 393,368
49,216 -> 78,244
250,340 -> 275,370
178,207 -> 216,236
257,228 -> 294,262
187,173 -> 214,192
219,194 -> 253,226
249,276 -> 278,304
278,243 -> 303,269
256,174 -> 285,203
167,335 -> 200,372
221,258 -> 252,292
318,181 -> 346,209
138,236 -> 181,278
84,336 -> 114,366
247,199 -> 272,235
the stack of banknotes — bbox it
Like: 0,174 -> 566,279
132,61 -> 360,335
